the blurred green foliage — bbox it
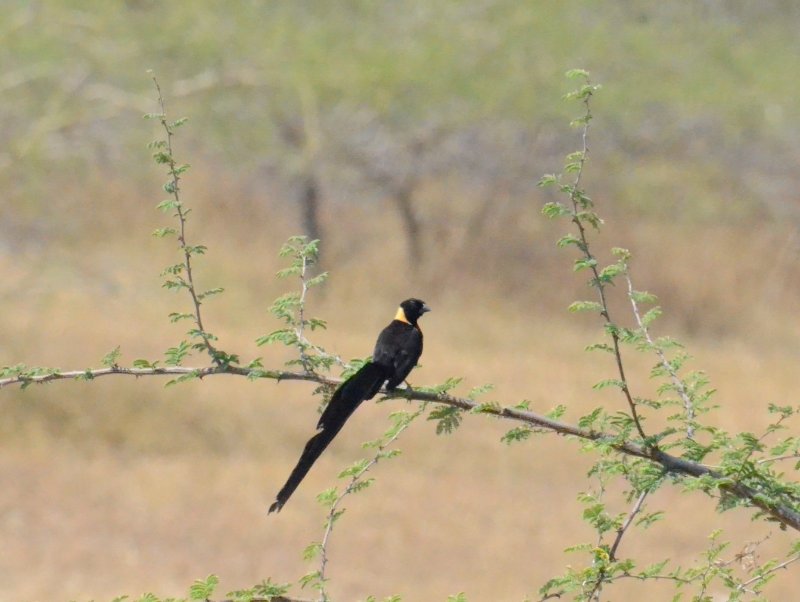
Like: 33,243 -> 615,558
2,0 -> 797,170
2,1 -> 800,329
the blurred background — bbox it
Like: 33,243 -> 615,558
2,1 -> 800,600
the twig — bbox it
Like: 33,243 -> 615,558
758,453 -> 800,465
591,491 -> 670,602
152,76 -> 222,366
217,596 -> 312,602
610,490 -> 649,562
565,83 -> 647,442
737,551 -> 800,590
624,271 -> 696,439
317,405 -> 426,601
291,249 -> 347,371
296,252 -> 313,373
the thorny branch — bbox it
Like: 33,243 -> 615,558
296,252 -> 313,373
585,491 -> 649,601
292,254 -> 347,371
3,364 -> 799,532
624,270 -> 696,439
736,551 -> 800,592
318,405 -> 426,601
610,490 -> 649,562
565,83 -> 647,442
152,76 -> 222,366
217,596 -> 314,602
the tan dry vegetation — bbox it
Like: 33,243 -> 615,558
2,180 -> 800,601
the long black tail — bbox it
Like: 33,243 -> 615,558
268,362 -> 388,513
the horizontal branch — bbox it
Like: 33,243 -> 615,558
3,363 -> 799,531
218,597 -> 311,602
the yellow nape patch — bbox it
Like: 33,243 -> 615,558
395,306 -> 410,324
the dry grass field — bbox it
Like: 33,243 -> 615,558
2,182 -> 800,601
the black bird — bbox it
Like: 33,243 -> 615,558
269,298 -> 430,513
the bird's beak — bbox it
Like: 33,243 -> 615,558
422,303 -> 431,313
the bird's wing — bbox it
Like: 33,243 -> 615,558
374,324 -> 422,390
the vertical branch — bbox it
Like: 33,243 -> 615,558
586,490 -> 649,602
392,185 -> 423,265
624,270 -> 696,439
299,174 -> 323,247
317,405 -> 426,601
296,251 -> 312,373
608,490 -> 649,562
151,76 -> 221,365
277,237 -> 347,371
561,77 -> 647,442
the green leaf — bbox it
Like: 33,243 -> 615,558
101,346 -> 121,368
168,312 -> 194,323
298,570 -> 322,589
185,244 -> 207,255
307,317 -> 328,331
75,369 -> 94,381
165,369 -> 201,387
538,173 -> 558,187
303,542 -> 322,561
471,401 -> 501,414
162,279 -> 188,291
152,227 -> 177,238
164,340 -> 191,366
501,426 -> 532,445
578,407 -> 604,429
592,379 -> 625,391
573,257 -> 597,272
255,329 -> 297,347
197,287 -> 225,301
189,574 -> 219,600
542,201 -> 571,219
556,233 -> 582,248
598,262 -> 624,282
417,377 -> 463,395
428,406 -> 463,435
585,342 -> 614,353
467,383 -> 495,399
339,459 -> 370,479
316,487 -> 338,508
156,199 -> 178,212
641,307 -> 663,326
565,68 -> 590,80
630,289 -> 657,304
349,478 -> 375,494
568,300 -> 603,313
306,272 -> 329,287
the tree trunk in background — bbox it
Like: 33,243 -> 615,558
392,186 -> 422,265
299,172 -> 322,249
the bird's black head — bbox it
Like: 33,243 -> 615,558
397,298 -> 431,326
